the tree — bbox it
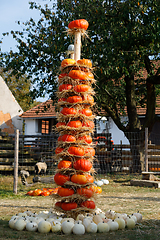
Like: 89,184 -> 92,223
0,0 -> 160,172
0,69 -> 41,111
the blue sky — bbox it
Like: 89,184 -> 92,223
0,0 -> 50,101
0,0 -> 44,52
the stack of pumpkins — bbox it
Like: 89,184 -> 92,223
53,19 -> 98,217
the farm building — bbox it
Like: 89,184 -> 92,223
0,76 -> 23,134
19,97 -> 160,145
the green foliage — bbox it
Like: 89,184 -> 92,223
0,0 -> 160,134
0,69 -> 41,111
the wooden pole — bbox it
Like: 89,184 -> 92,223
144,127 -> 148,172
13,129 -> 19,194
70,53 -> 74,59
74,31 -> 81,61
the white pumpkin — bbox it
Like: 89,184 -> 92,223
61,220 -> 74,234
26,221 -> 38,232
105,210 -> 115,219
24,210 -> 33,216
96,180 -> 104,186
113,213 -> 122,219
82,217 -> 92,230
72,222 -> 85,235
18,212 -> 27,218
98,213 -> 106,219
76,214 -> 84,221
47,218 -> 56,223
102,217 -> 111,223
34,217 -> 44,224
129,214 -> 137,223
115,217 -> 125,229
38,212 -> 48,219
32,212 -> 38,217
97,222 -> 110,233
11,215 -> 19,220
86,222 -> 97,233
107,220 -> 119,231
75,220 -> 82,224
101,179 -> 109,184
9,218 -> 18,229
28,216 -> 37,222
61,218 -> 74,224
55,216 -> 63,222
133,212 -> 142,222
51,222 -> 61,233
14,219 -> 26,231
126,217 -> 135,229
95,207 -> 103,214
93,213 -> 103,224
38,220 -> 51,233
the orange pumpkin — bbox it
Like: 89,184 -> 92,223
40,190 -> 50,196
58,97 -> 67,102
55,147 -> 64,154
58,187 -> 74,197
85,72 -> 94,79
82,120 -> 95,129
68,146 -> 84,156
79,108 -> 92,116
58,160 -> 72,169
26,190 -> 34,196
91,186 -> 102,194
32,189 -> 42,196
61,58 -> 76,67
71,174 -> 88,185
84,147 -> 95,157
58,134 -> 76,143
77,59 -> 92,68
67,120 -> 82,128
56,122 -> 66,128
86,174 -> 94,183
58,73 -> 68,79
54,173 -> 70,186
82,94 -> 94,104
68,19 -> 89,30
74,84 -> 91,93
61,202 -> 77,211
78,135 -> 92,144
59,84 -> 72,92
80,200 -> 95,209
55,201 -> 62,208
60,107 -> 77,115
67,95 -> 82,103
77,188 -> 94,198
69,70 -> 86,80
73,159 -> 92,172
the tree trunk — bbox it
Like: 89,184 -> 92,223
125,131 -> 145,173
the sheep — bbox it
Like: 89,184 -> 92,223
20,170 -> 30,178
34,162 -> 47,176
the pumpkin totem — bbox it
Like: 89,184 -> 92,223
54,19 -> 97,217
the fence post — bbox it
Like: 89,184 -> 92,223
13,129 -> 19,194
144,128 -> 148,172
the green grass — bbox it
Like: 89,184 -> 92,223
0,173 -> 160,239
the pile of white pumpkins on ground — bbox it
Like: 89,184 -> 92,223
9,208 -> 142,235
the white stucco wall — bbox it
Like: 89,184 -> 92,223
24,119 -> 40,135
96,117 -> 129,144
0,76 -> 23,133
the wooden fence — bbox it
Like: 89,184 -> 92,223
0,131 -> 160,174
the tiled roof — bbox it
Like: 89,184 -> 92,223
20,99 -> 56,119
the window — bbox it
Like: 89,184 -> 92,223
41,120 -> 49,134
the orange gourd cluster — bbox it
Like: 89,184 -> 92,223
53,20 -> 98,216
